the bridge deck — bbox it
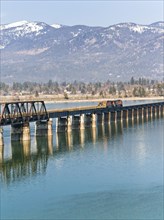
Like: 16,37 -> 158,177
47,102 -> 164,117
0,101 -> 164,126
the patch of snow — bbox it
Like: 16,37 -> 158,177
0,45 -> 5,49
85,38 -> 97,45
0,21 -> 45,37
71,31 -> 80,37
51,24 -> 62,29
0,20 -> 28,30
16,47 -> 49,55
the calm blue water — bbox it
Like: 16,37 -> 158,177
0,100 -> 163,219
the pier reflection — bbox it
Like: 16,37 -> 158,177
0,115 -> 162,185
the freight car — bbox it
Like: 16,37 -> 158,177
97,100 -> 123,108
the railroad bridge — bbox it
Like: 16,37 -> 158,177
0,100 -> 164,145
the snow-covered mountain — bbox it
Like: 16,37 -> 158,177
0,21 -> 163,82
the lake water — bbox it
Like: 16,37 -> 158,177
0,100 -> 163,219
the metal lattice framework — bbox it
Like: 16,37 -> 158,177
0,101 -> 49,126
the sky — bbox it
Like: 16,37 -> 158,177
1,0 -> 163,27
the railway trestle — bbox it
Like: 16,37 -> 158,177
0,101 -> 164,145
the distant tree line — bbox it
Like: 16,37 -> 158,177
0,77 -> 163,98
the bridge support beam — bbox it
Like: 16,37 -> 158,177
0,127 -> 4,146
35,119 -> 53,136
11,122 -> 30,141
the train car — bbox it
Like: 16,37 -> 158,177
97,100 -> 123,108
114,99 -> 123,107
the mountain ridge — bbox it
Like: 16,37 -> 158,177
1,20 -> 163,83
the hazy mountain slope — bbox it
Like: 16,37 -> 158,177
0,21 -> 163,82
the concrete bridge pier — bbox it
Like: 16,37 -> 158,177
11,122 -> 30,141
67,116 -> 72,132
35,119 -> 53,136
0,127 -> 4,146
80,114 -> 85,130
92,113 -> 97,127
0,143 -> 4,163
160,105 -> 164,116
97,113 -> 104,124
56,117 -> 67,132
0,128 -> 4,163
158,106 -> 161,117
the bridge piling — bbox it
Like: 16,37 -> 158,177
0,144 -> 4,163
35,119 -> 53,136
0,101 -> 164,139
11,122 -> 30,141
123,110 -> 128,121
97,113 -> 104,124
80,114 -> 85,129
0,127 -> 4,146
92,113 -> 96,127
66,116 -> 72,132
161,105 -> 164,116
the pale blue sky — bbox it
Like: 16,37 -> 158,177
1,1 -> 163,26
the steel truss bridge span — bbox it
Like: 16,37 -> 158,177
0,100 -> 164,126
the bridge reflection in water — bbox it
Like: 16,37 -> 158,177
0,114 -> 162,185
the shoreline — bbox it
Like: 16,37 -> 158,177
45,96 -> 164,103
0,96 -> 163,104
